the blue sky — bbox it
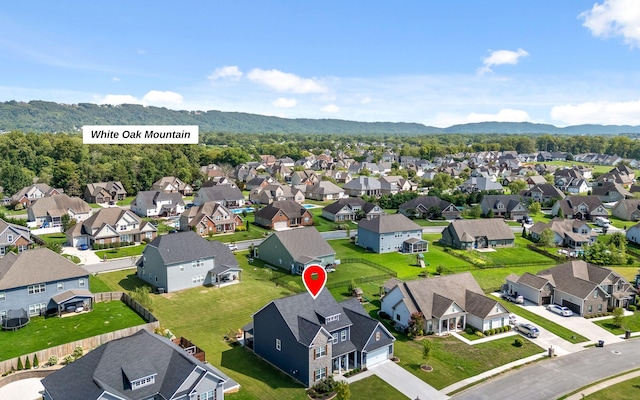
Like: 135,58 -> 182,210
2,0 -> 640,127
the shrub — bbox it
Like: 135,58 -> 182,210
63,355 -> 75,365
379,311 -> 390,320
47,355 -> 58,366
475,331 -> 485,338
16,357 -> 23,371
514,337 -> 524,347
25,356 -> 31,370
505,325 -> 511,331
73,346 -> 84,359
483,330 -> 490,336
465,326 -> 474,335
235,225 -> 247,231
33,354 -> 39,368
628,305 -> 636,312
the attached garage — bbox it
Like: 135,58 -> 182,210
72,236 -> 88,248
365,346 -> 389,368
562,299 -> 581,315
273,221 -> 289,231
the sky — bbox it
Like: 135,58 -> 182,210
2,0 -> 640,128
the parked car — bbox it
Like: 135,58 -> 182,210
79,244 -> 89,251
595,217 -> 611,227
501,292 -> 524,304
516,323 -> 540,338
227,243 -> 238,251
509,314 -> 517,325
547,304 -> 573,317
517,215 -> 533,224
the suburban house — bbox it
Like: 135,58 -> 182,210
10,183 -> 62,208
613,199 -> 640,221
151,176 -> 194,196
529,218 -> 597,250
200,163 -> 225,179
522,183 -> 565,204
398,196 -> 461,220
193,186 -> 245,208
343,176 -> 382,197
0,248 -> 91,320
626,222 -> 640,245
551,196 -> 608,221
83,181 -> 127,203
243,289 -> 394,387
321,198 -> 384,222
504,260 -> 636,315
459,177 -> 504,193
27,194 -> 92,227
0,218 -> 32,256
245,176 -> 275,191
41,329 -> 239,400
66,207 -> 157,248
137,231 -> 241,292
254,227 -> 335,274
379,176 -> 417,194
249,184 -> 305,205
304,181 -> 345,201
591,181 -> 633,203
291,170 -> 320,186
130,190 -> 185,217
254,200 -> 313,230
381,273 -> 510,335
595,165 -> 635,187
357,214 -> 427,254
323,170 -> 352,184
440,219 -> 515,250
179,202 -> 243,235
479,195 -> 528,220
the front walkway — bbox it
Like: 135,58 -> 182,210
350,360 -> 449,400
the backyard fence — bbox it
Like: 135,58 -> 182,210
339,258 -> 398,277
0,292 -> 159,376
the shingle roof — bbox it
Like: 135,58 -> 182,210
145,231 -> 238,268
0,248 -> 88,290
398,196 -> 453,212
358,214 -> 421,234
447,219 -> 515,241
322,198 -> 367,214
254,200 -> 308,220
535,261 -> 620,299
41,329 -> 235,400
28,194 -> 91,217
132,191 -> 184,209
343,176 -> 382,190
196,185 -> 244,202
263,227 -> 335,263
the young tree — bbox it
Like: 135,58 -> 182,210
421,339 -> 432,369
528,201 -> 541,216
335,380 -> 351,400
612,307 -> 625,328
408,312 -> 425,337
538,228 -> 555,248
508,180 -> 527,194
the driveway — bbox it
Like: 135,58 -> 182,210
519,304 -> 623,346
511,313 -> 584,356
368,360 -> 449,400
62,245 -> 102,264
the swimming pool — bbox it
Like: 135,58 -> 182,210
302,204 -> 319,209
231,207 -> 255,214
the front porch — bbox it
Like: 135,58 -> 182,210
332,350 -> 359,375
433,314 -> 466,335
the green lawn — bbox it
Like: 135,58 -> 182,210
38,233 -> 68,246
89,275 -> 114,292
492,295 -> 589,343
469,265 -> 555,293
88,203 -> 103,209
594,312 -> 640,335
350,375 -> 406,400
582,375 -> 640,399
409,219 -> 450,227
116,196 -> 135,206
95,244 -> 145,260
0,205 -> 27,216
392,333 -> 544,390
0,301 -> 146,361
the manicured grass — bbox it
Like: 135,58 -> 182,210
0,205 -> 27,215
95,244 -> 145,260
350,375 -> 406,400
594,312 -> 640,335
411,219 -> 450,227
88,203 -> 103,209
89,274 -> 113,292
460,246 -> 556,266
116,196 -> 135,206
0,301 -> 147,361
38,233 -> 67,246
392,333 -> 544,390
609,267 -> 639,283
469,265 -> 555,293
61,254 -> 81,264
309,208 -> 347,232
492,295 -> 589,343
581,375 -> 640,399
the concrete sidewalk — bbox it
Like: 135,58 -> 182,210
565,369 -> 640,400
368,360 -> 449,400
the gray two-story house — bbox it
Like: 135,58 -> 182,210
0,218 -> 32,256
357,214 -> 427,254
0,248 -> 90,322
244,289 -> 394,387
137,231 -> 241,292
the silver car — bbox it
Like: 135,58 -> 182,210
516,323 -> 540,338
547,304 -> 573,317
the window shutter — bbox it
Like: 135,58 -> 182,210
313,348 -> 316,359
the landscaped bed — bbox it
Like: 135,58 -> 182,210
0,301 -> 146,361
594,312 -> 640,335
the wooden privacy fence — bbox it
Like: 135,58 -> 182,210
0,292 -> 159,376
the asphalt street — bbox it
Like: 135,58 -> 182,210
453,339 -> 640,400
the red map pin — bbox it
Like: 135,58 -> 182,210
302,264 -> 327,300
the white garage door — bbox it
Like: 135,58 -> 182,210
365,346 -> 389,367
273,221 -> 288,231
73,236 -> 87,247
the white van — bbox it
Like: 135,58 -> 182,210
594,217 -> 611,227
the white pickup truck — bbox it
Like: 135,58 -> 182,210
501,292 -> 524,304
594,217 -> 611,227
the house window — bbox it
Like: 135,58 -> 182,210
131,375 -> 156,390
199,390 -> 215,400
0,310 -> 6,320
27,283 -> 46,295
341,330 -> 347,342
192,260 -> 204,268
588,305 -> 593,313
375,332 -> 381,341
594,290 -> 598,299
314,367 -> 327,382
325,314 -> 339,322
598,304 -> 603,312
0,247 -> 4,256
7,235 -> 13,242
396,314 -> 401,321
332,333 -> 338,344
180,265 -> 185,271
57,282 -> 64,291
0,292 -> 5,302
275,338 -> 281,351
315,345 -> 326,359
28,303 -> 47,316
192,275 -> 204,284
79,279 -> 86,287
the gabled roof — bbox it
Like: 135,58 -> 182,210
398,196 -> 454,212
535,260 -> 623,299
0,248 -> 87,290
481,195 -> 525,212
28,194 -> 91,217
447,219 -> 515,241
306,181 -> 344,195
358,213 -> 421,234
41,329 -> 236,400
322,198 -> 366,214
261,227 -> 335,263
255,200 -> 308,220
86,181 -> 127,196
196,185 -> 244,202
556,196 -> 605,215
343,176 -> 382,190
0,218 -> 31,245
132,191 -> 185,209
145,231 -> 238,268
524,183 -> 565,199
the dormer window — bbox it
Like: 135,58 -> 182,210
325,314 -> 339,323
131,374 -> 156,390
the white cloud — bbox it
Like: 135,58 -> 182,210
208,66 -> 243,81
478,48 -> 529,75
551,100 -> 640,125
142,90 -> 184,106
580,0 -> 640,47
467,109 -> 531,123
272,97 -> 297,108
112,77 -> 120,82
247,68 -> 328,93
321,104 -> 340,113
98,90 -> 183,107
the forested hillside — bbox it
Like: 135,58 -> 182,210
2,100 -> 640,135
